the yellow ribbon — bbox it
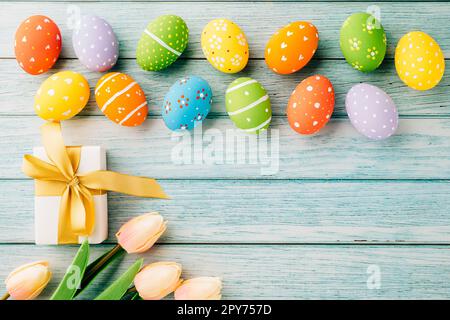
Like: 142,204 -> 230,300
22,122 -> 168,244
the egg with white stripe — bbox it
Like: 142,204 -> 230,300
136,15 -> 189,71
72,15 -> 119,72
225,77 -> 272,134
162,76 -> 213,131
95,72 -> 148,126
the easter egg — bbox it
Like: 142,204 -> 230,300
395,31 -> 445,91
201,19 -> 249,73
15,15 -> 62,75
346,83 -> 398,140
34,71 -> 89,121
72,15 -> 119,72
340,13 -> 387,72
162,76 -> 212,131
136,15 -> 188,71
265,21 -> 318,75
225,77 -> 271,134
95,73 -> 148,127
286,75 -> 334,135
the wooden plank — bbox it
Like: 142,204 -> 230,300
1,244 -> 450,299
1,2 -> 450,59
1,59 -> 449,117
1,116 -> 450,179
18,0 -> 450,2
1,179 -> 450,244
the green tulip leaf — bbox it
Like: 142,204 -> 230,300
50,240 -> 89,300
74,245 -> 125,298
94,258 -> 143,300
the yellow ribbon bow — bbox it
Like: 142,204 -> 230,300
22,122 -> 168,244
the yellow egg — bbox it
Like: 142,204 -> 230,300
34,71 -> 90,121
201,19 -> 249,73
395,31 -> 445,91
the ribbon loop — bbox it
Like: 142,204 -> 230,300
22,122 -> 168,244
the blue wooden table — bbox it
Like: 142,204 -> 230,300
0,1 -> 449,299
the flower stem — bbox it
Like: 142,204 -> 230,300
1,293 -> 10,300
126,286 -> 137,295
82,244 -> 123,287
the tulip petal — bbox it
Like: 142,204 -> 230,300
116,212 -> 167,254
134,261 -> 182,300
5,261 -> 51,300
174,277 -> 222,300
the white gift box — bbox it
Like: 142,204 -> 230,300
33,146 -> 108,245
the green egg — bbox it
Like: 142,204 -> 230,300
136,15 -> 189,71
340,12 -> 387,72
225,77 -> 272,134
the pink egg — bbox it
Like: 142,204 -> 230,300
346,83 -> 398,140
72,15 -> 119,72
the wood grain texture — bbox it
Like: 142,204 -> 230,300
19,0 -> 450,2
1,179 -> 450,244
1,2 -> 450,59
1,244 -> 450,299
1,116 -> 450,179
1,59 -> 449,117
1,0 -> 450,300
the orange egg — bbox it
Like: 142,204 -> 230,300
14,15 -> 62,75
265,21 -> 319,75
286,75 -> 335,135
95,72 -> 148,127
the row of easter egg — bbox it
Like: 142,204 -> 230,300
340,13 -> 445,91
15,13 -> 445,91
33,70 -> 213,129
33,69 -> 397,140
13,14 -> 312,75
162,74 -> 398,140
14,15 -> 119,74
227,75 -> 398,140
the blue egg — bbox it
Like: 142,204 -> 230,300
162,76 -> 213,131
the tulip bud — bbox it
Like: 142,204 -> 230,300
5,261 -> 51,300
134,261 -> 182,300
116,212 -> 167,254
174,277 -> 222,300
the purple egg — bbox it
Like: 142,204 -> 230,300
346,83 -> 398,140
72,15 -> 119,72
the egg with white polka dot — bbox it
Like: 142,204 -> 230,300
72,15 -> 119,72
34,71 -> 90,121
162,76 -> 212,131
395,31 -> 445,91
346,83 -> 398,140
95,72 -> 148,126
286,75 -> 334,135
